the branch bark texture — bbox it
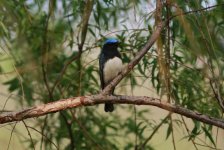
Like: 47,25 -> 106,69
1,1 -> 223,135
1,95 -> 224,129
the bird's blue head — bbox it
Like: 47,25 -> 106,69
104,38 -> 119,45
102,38 -> 119,52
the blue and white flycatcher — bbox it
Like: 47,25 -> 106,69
99,38 -> 123,112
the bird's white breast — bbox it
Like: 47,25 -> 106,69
103,57 -> 123,84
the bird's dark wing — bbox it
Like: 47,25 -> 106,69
99,52 -> 105,89
116,50 -> 122,59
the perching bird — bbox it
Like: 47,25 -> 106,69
99,38 -> 123,112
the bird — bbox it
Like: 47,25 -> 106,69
99,38 -> 123,112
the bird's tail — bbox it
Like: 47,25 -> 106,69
104,103 -> 114,112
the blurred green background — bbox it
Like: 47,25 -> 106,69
0,0 -> 224,149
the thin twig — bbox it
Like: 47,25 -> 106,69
7,123 -> 17,150
195,142 -> 221,150
216,114 -> 223,146
1,94 -> 13,112
165,0 -> 172,102
170,115 -> 177,150
210,80 -> 224,112
13,65 -> 25,106
60,112 -> 75,149
40,116 -> 48,150
51,0 -> 94,95
181,117 -> 199,150
139,113 -> 171,149
70,110 -> 104,150
51,52 -> 81,93
41,1 -> 53,100
22,121 -> 35,150
170,3 -> 224,20
27,125 -> 58,150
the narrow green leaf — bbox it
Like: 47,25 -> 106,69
202,126 -> 216,147
166,123 -> 172,140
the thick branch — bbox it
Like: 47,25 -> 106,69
1,95 -> 224,129
78,0 -> 94,51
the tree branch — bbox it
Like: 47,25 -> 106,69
2,2 -> 223,141
139,113 -> 171,149
170,3 -> 224,20
51,0 -> 94,94
1,95 -> 224,129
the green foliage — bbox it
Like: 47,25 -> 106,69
1,0 -> 224,149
